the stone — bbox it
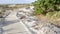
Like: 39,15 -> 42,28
16,7 -> 60,34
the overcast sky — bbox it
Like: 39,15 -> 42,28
0,0 -> 35,4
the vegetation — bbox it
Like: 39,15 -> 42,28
0,4 -> 32,10
0,9 -> 6,18
33,0 -> 60,15
33,0 -> 60,27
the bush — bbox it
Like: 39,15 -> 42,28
33,0 -> 60,15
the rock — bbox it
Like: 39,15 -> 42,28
16,9 -> 34,19
16,7 -> 60,34
22,17 -> 37,27
31,21 -> 60,34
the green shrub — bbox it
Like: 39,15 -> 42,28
33,0 -> 60,15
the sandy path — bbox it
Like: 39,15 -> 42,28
2,11 -> 31,34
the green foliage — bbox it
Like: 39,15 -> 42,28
33,0 -> 60,15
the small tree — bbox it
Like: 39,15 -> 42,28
33,0 -> 60,15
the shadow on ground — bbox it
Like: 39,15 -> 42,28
2,19 -> 20,27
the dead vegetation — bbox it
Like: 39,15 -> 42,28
35,15 -> 60,28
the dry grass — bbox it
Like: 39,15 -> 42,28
35,15 -> 60,27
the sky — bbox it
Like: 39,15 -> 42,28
0,0 -> 35,4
